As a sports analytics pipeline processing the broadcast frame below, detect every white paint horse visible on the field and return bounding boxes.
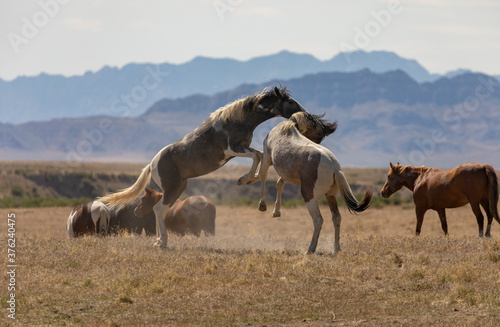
[66,201,110,238]
[257,112,372,254]
[99,87,307,248]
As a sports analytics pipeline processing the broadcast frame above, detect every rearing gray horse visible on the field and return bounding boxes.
[99,87,306,247]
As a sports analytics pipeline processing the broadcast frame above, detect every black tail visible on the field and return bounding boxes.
[336,171,373,213]
[486,165,500,224]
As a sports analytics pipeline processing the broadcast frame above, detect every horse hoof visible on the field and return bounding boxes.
[153,241,167,248]
[272,211,281,218]
[258,202,267,212]
[237,175,249,185]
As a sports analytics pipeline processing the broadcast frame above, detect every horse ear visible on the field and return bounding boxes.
[325,121,338,136]
[390,162,395,169]
[274,86,281,98]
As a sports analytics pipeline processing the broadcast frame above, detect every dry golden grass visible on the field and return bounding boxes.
[1,204,500,326]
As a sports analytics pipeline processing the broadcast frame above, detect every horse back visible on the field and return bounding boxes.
[415,163,491,209]
[183,196,216,235]
[165,196,216,235]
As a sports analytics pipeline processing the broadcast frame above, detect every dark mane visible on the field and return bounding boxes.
[309,113,338,143]
[263,85,290,98]
[290,111,337,144]
[392,164,431,175]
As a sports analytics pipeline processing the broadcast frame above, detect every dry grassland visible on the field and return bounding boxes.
[1,203,500,326]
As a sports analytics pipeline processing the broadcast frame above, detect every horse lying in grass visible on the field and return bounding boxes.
[108,196,156,236]
[256,112,372,254]
[66,201,110,238]
[99,87,306,248]
[380,162,500,237]
[134,188,215,237]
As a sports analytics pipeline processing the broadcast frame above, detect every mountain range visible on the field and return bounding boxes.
[3,50,497,125]
[1,69,499,168]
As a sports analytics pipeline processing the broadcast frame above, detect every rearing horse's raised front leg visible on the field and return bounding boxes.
[225,146,262,185]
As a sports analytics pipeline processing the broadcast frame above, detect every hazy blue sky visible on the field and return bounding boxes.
[1,0,499,81]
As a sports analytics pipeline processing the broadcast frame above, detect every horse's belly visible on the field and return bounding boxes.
[271,146,322,186]
[428,191,469,209]
[274,166,302,185]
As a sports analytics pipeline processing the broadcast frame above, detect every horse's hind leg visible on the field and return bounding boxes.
[153,199,169,247]
[273,177,286,218]
[326,195,342,253]
[470,202,485,237]
[415,206,427,236]
[305,200,323,254]
[436,208,448,236]
[480,199,493,237]
[258,153,272,212]
[154,177,187,248]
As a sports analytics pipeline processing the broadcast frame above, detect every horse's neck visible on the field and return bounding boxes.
[402,169,424,191]
[246,114,272,131]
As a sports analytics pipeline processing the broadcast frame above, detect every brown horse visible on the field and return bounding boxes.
[380,162,500,237]
[99,87,306,248]
[257,112,372,254]
[134,188,216,236]
[66,201,110,237]
[108,196,156,236]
